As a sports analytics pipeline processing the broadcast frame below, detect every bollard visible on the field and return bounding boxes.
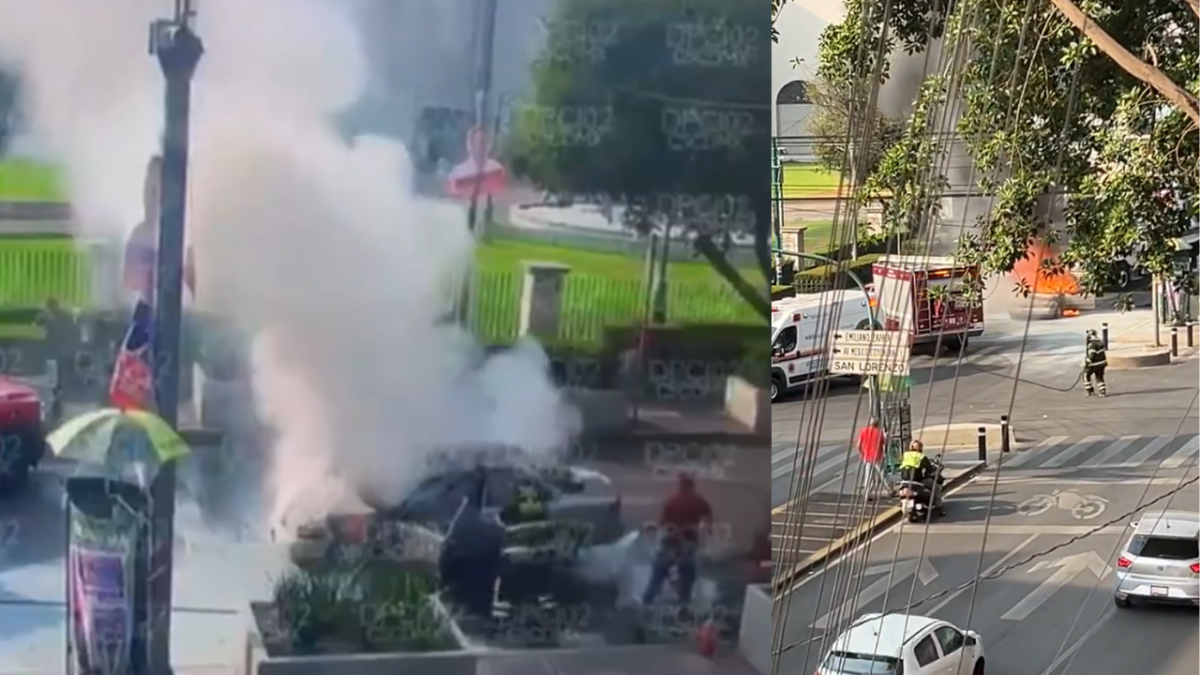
[1171,327,1178,357]
[1101,322,1109,349]
[977,426,987,464]
[1000,415,1011,453]
[1189,323,1195,349]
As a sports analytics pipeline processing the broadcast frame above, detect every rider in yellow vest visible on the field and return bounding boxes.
[898,440,943,512]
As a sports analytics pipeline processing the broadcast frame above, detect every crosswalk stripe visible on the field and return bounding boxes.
[809,447,857,482]
[771,444,799,464]
[1114,435,1176,468]
[1039,435,1107,468]
[1003,435,1069,468]
[966,345,1004,359]
[772,441,841,465]
[1159,435,1199,469]
[1079,435,1143,467]
[772,444,854,480]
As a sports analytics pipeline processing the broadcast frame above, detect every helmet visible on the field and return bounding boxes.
[1086,329,1097,337]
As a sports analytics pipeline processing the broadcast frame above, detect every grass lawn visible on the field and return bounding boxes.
[0,160,67,202]
[472,237,763,342]
[778,164,846,199]
[0,233,764,345]
[0,161,764,342]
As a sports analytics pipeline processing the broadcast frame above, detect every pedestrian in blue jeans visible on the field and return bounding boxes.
[642,474,712,606]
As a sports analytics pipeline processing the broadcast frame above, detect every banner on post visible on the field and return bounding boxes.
[65,477,150,675]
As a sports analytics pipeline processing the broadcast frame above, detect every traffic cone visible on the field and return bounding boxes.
[696,619,717,658]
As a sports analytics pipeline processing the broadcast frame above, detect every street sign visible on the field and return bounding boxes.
[831,360,911,375]
[832,330,911,345]
[831,345,909,358]
[830,329,913,376]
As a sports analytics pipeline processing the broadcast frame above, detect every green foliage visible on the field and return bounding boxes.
[267,563,455,655]
[804,77,907,181]
[813,0,1198,293]
[796,252,880,280]
[507,0,771,317]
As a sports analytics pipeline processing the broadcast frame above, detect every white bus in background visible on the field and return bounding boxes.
[770,289,879,402]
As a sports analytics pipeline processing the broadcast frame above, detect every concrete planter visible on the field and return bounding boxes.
[563,387,630,433]
[737,584,772,675]
[245,594,474,675]
[724,376,768,434]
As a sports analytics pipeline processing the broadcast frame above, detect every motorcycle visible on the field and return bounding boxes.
[896,459,945,523]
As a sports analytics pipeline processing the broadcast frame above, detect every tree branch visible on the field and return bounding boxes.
[1048,0,1200,125]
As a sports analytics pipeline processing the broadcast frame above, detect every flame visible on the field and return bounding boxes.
[1062,308,1080,317]
[1011,240,1080,295]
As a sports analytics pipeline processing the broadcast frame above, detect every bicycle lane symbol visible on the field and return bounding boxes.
[1016,489,1108,520]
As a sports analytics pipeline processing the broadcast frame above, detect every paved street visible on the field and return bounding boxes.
[773,460,1199,675]
[772,309,1200,507]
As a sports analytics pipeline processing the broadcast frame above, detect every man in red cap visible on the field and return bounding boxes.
[642,473,712,606]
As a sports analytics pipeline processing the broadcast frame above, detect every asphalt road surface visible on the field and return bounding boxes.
[773,461,1199,675]
[772,313,1200,507]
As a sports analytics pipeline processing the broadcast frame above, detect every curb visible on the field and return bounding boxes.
[772,461,988,598]
[1107,347,1171,369]
[914,423,1015,451]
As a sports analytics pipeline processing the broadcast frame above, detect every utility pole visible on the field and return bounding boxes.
[456,0,498,326]
[146,1,202,671]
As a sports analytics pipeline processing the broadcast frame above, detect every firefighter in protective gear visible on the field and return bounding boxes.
[898,440,943,512]
[1083,329,1108,397]
[502,480,549,525]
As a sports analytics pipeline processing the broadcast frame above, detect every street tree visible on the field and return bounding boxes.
[802,75,906,185]
[507,0,771,319]
[790,0,1198,296]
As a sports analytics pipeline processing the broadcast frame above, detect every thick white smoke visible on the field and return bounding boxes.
[0,0,579,530]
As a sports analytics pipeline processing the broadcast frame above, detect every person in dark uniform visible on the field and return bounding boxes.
[1083,329,1108,397]
[501,478,549,525]
[439,467,504,619]
[497,476,554,614]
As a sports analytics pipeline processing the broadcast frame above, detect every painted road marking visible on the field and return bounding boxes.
[1039,435,1106,468]
[1002,436,1069,468]
[1159,435,1199,469]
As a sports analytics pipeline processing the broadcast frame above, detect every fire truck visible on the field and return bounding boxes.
[770,290,879,402]
[871,255,985,353]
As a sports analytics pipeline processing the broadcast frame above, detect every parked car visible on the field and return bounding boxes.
[0,374,50,493]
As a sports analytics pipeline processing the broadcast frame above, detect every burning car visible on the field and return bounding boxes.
[0,374,50,493]
[280,445,624,567]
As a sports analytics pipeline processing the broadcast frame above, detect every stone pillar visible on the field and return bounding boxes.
[519,261,571,340]
[863,202,888,237]
[84,239,124,309]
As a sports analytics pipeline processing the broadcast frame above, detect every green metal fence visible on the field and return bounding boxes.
[0,240,762,344]
[0,239,92,307]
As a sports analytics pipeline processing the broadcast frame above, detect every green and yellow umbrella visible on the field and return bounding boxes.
[47,408,191,486]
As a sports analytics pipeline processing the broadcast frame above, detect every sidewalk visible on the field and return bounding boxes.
[770,461,983,575]
[1104,311,1199,361]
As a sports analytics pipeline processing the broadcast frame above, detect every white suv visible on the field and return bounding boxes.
[819,613,986,675]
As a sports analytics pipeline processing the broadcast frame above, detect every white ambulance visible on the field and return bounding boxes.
[770,289,879,402]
